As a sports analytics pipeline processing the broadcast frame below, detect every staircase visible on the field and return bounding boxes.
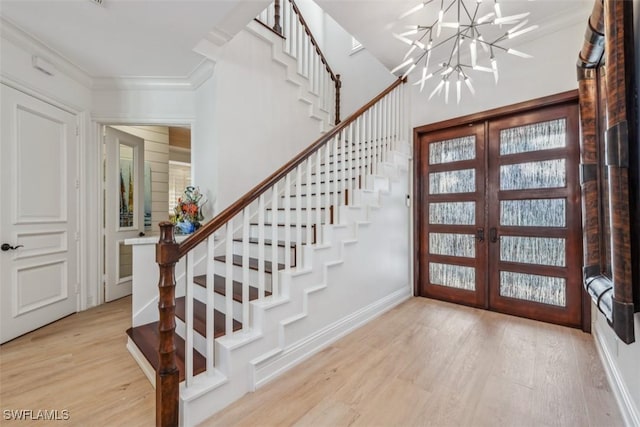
[124,3,411,426]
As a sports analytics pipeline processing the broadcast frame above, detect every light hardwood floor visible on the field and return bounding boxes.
[0,296,155,426]
[0,297,622,426]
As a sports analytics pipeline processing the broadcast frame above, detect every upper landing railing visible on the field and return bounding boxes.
[256,0,341,125]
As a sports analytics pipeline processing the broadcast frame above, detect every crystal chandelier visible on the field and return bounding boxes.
[392,0,537,103]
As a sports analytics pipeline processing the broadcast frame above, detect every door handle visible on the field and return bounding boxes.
[138,232,145,237]
[475,228,484,242]
[1,243,24,251]
[490,228,498,243]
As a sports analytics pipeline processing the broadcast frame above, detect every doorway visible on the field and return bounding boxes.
[415,95,583,328]
[101,125,191,302]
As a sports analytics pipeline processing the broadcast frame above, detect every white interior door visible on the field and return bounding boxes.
[0,84,79,344]
[104,127,144,302]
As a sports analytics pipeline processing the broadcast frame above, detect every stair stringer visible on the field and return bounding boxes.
[178,154,411,426]
[244,20,333,132]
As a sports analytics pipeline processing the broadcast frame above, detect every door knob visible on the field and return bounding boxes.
[138,232,145,237]
[475,228,484,242]
[1,243,24,251]
[489,228,498,243]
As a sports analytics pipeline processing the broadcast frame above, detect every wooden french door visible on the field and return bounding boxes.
[417,100,582,327]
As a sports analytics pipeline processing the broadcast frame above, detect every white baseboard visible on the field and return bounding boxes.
[593,321,640,427]
[252,287,411,389]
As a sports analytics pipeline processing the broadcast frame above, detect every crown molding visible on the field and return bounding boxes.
[0,17,93,89]
[91,60,215,91]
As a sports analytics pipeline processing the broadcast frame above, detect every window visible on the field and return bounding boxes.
[168,161,191,217]
[351,36,363,53]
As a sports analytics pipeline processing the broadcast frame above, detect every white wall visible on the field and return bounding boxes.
[593,2,640,426]
[410,19,588,126]
[295,0,395,118]
[195,28,328,214]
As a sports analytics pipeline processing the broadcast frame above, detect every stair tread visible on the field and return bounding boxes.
[175,297,242,338]
[266,207,325,211]
[126,322,206,382]
[193,273,271,302]
[232,238,296,248]
[214,254,285,273]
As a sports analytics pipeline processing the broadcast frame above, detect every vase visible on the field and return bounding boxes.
[176,220,196,235]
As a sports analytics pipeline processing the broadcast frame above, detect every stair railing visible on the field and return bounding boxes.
[155,77,406,426]
[256,0,342,124]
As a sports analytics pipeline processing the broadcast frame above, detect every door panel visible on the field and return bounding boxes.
[487,104,582,327]
[1,84,78,343]
[419,124,487,307]
[417,101,582,327]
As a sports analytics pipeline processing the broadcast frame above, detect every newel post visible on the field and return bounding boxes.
[273,0,282,35]
[156,222,180,427]
[334,74,342,125]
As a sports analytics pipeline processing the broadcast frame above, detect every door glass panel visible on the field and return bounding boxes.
[429,202,475,225]
[500,159,566,190]
[500,199,566,227]
[430,263,475,290]
[429,233,475,258]
[500,119,566,155]
[429,169,476,194]
[500,236,566,267]
[429,136,476,164]
[119,144,135,228]
[119,241,132,280]
[499,271,566,307]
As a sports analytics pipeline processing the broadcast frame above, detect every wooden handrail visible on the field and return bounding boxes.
[289,0,341,122]
[177,77,405,258]
[289,0,337,83]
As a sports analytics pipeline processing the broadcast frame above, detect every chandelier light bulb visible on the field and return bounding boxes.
[429,79,446,100]
[491,57,499,83]
[444,80,450,104]
[456,79,462,104]
[464,77,475,95]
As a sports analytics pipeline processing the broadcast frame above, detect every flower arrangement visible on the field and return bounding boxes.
[173,186,207,233]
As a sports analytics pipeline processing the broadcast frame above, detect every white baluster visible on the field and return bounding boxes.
[225,219,234,335]
[324,140,331,225]
[330,136,345,217]
[341,128,347,204]
[305,158,312,246]
[315,149,322,243]
[348,123,354,204]
[295,165,302,267]
[355,116,361,189]
[242,206,250,328]
[284,173,291,273]
[258,194,265,299]
[185,250,194,387]
[271,182,279,297]
[206,236,215,373]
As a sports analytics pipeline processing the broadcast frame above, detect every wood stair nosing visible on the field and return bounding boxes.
[232,237,296,248]
[126,321,206,382]
[214,254,285,273]
[266,207,325,212]
[174,296,242,339]
[193,273,272,303]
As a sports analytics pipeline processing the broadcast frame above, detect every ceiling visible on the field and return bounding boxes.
[0,0,266,78]
[0,0,592,81]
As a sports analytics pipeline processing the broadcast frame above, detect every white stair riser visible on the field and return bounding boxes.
[265,208,323,225]
[248,223,312,241]
[279,194,346,209]
[232,239,295,262]
[295,179,358,194]
[214,259,273,289]
[191,283,245,323]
